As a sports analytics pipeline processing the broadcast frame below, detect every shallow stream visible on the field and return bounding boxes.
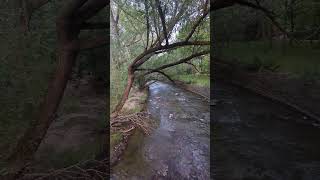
[112,81,210,179]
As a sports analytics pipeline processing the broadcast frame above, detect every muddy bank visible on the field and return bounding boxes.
[175,80,210,100]
[110,87,151,167]
[214,60,320,124]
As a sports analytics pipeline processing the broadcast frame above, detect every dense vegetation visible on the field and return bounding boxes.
[214,0,320,78]
[110,0,210,113]
[0,1,107,178]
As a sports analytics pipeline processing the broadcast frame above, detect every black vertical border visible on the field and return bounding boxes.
[210,0,215,179]
[106,1,111,178]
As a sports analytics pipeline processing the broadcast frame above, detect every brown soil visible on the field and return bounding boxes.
[110,87,152,167]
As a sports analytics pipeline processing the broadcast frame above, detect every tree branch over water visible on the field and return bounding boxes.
[155,0,169,45]
[141,50,210,75]
[133,41,210,68]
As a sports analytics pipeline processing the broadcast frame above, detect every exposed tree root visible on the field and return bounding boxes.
[111,112,154,136]
[110,112,155,167]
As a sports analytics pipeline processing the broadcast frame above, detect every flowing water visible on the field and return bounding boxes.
[112,81,210,179]
[213,81,320,180]
[113,80,320,180]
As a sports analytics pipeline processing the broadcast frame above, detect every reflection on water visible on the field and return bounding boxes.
[213,82,320,180]
[112,82,210,179]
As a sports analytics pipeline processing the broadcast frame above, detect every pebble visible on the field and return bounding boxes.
[169,114,173,118]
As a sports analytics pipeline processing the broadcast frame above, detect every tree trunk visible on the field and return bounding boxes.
[5,48,78,179]
[113,66,135,115]
[3,0,107,178]
[5,6,80,178]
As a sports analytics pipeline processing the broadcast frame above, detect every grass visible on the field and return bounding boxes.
[173,74,210,87]
[220,41,320,79]
[120,88,148,115]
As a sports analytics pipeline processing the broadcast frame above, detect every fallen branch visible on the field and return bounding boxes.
[111,112,154,135]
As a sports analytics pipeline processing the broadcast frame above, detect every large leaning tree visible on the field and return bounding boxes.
[112,0,211,115]
[111,0,293,115]
[4,0,108,179]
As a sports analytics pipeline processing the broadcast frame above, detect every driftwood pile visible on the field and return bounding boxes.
[111,112,154,135]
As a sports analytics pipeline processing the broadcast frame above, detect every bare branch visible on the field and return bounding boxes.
[155,0,169,45]
[185,62,201,73]
[154,70,175,83]
[133,41,210,68]
[185,0,209,42]
[145,0,150,49]
[143,50,210,75]
[137,69,175,83]
[234,0,295,42]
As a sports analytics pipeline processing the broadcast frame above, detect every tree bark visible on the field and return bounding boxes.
[4,0,107,178]
[5,48,78,179]
[113,66,135,115]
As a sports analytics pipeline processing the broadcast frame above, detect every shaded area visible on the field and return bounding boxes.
[213,81,320,180]
[29,76,106,172]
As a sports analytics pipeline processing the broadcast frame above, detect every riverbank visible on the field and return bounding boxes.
[110,87,153,167]
[215,60,320,124]
[173,73,210,101]
[175,80,210,101]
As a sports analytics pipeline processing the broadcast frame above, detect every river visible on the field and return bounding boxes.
[213,81,320,180]
[113,80,320,180]
[112,81,210,179]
